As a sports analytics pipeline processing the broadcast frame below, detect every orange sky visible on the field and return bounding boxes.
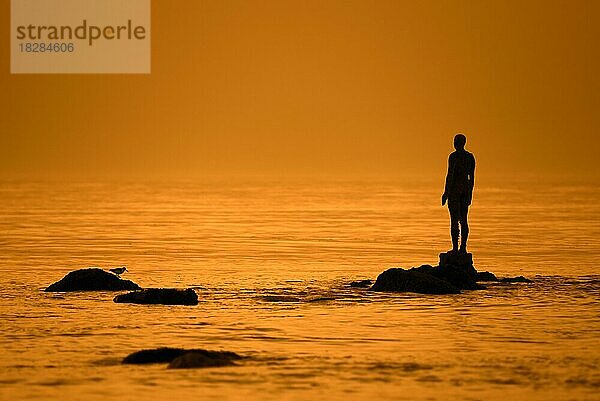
[1,0,598,181]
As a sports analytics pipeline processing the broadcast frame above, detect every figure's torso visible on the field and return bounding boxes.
[449,150,475,195]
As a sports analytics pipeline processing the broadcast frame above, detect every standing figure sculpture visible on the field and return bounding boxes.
[442,134,475,253]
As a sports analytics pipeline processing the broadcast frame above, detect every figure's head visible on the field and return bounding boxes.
[453,133,466,150]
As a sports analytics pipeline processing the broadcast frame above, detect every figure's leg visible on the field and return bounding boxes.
[459,202,469,252]
[448,200,460,252]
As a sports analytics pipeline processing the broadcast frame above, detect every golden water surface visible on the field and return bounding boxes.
[0,179,598,400]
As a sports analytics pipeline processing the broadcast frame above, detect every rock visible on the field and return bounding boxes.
[349,279,373,288]
[439,251,473,266]
[371,252,525,294]
[123,347,241,365]
[260,295,301,302]
[113,288,198,305]
[168,351,238,369]
[439,252,477,277]
[307,296,336,302]
[45,268,141,292]
[370,259,487,295]
[370,268,461,294]
[413,264,484,290]
[501,276,533,283]
[476,271,499,281]
[123,347,188,364]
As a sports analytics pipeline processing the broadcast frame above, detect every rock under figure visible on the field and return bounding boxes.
[441,133,475,253]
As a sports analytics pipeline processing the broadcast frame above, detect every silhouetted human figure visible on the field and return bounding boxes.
[442,134,475,253]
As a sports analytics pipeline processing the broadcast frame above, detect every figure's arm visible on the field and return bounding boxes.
[442,155,454,205]
[469,156,475,191]
[467,155,475,205]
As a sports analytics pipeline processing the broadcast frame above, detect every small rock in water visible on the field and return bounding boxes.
[113,288,198,305]
[45,268,141,292]
[168,351,237,369]
[123,347,241,366]
[123,347,187,364]
[439,252,477,277]
[501,276,533,283]
[307,296,336,302]
[414,264,484,290]
[371,268,461,295]
[260,295,301,303]
[349,279,373,288]
[476,271,499,282]
[370,251,529,294]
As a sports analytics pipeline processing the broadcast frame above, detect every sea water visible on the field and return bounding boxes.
[0,179,598,400]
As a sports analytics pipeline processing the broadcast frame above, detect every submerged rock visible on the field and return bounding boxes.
[370,268,461,294]
[349,279,373,288]
[501,276,533,283]
[260,295,301,303]
[439,252,478,277]
[45,268,141,292]
[168,351,238,369]
[113,288,198,305]
[123,347,241,366]
[439,251,473,268]
[476,271,499,282]
[370,251,489,295]
[371,251,531,294]
[307,296,336,302]
[371,260,485,295]
[123,347,188,364]
[413,264,484,290]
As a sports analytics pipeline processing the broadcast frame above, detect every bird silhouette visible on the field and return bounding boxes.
[109,267,128,276]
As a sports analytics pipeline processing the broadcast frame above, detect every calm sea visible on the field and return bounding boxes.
[0,179,598,400]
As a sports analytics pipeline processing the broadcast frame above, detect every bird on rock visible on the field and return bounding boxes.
[109,267,128,276]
